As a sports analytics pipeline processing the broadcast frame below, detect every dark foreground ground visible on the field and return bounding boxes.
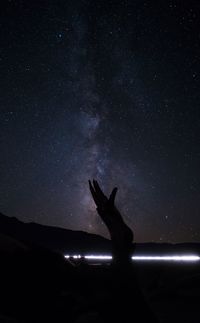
[0,214,200,322]
[0,247,200,323]
[136,262,200,323]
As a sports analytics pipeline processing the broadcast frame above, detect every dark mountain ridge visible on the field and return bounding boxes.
[0,212,200,256]
[0,212,111,254]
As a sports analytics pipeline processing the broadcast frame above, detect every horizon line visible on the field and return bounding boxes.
[64,254,200,262]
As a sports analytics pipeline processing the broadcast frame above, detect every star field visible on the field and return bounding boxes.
[0,0,200,242]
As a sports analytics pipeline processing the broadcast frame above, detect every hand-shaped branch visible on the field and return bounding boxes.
[89,180,133,263]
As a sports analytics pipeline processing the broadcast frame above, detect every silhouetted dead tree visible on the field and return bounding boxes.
[89,179,158,323]
[89,179,133,266]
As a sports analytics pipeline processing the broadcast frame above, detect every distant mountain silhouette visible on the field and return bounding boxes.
[135,241,200,255]
[0,212,111,254]
[0,212,200,256]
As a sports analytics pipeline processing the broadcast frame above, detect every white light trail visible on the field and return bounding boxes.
[64,254,200,262]
[64,255,82,259]
[85,255,112,260]
[132,255,200,262]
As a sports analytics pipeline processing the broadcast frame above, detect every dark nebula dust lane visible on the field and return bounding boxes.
[0,0,200,242]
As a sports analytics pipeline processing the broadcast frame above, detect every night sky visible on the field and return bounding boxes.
[0,0,200,242]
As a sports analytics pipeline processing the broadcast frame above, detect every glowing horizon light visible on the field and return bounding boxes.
[132,255,200,262]
[64,254,200,262]
[84,255,112,260]
[64,255,82,259]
